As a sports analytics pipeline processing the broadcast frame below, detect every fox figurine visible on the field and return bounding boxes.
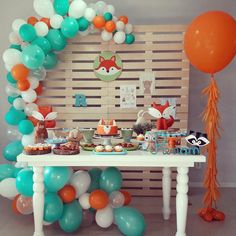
[95,56,121,76]
[148,101,175,130]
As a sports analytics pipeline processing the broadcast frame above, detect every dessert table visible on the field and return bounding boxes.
[17,150,206,236]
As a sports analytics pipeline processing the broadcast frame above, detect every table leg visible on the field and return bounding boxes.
[33,167,45,236]
[175,167,189,236]
[162,167,171,220]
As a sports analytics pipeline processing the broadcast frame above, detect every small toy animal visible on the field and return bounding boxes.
[142,131,157,153]
[185,130,210,147]
[148,101,175,130]
[95,56,121,76]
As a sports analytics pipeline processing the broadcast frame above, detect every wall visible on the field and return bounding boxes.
[0,0,236,186]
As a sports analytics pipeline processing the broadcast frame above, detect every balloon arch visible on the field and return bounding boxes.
[1,0,147,235]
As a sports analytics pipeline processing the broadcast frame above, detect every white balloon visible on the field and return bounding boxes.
[50,14,63,29]
[34,22,49,37]
[7,127,22,141]
[109,191,125,208]
[5,63,13,71]
[12,19,26,32]
[13,98,26,110]
[22,132,35,146]
[114,31,126,44]
[84,8,96,22]
[95,1,106,15]
[125,23,133,34]
[69,0,87,18]
[106,5,115,15]
[21,89,37,103]
[2,48,22,66]
[5,84,20,97]
[79,193,91,210]
[33,0,54,18]
[24,103,38,116]
[70,171,91,198]
[95,205,114,228]
[0,178,18,199]
[29,77,39,89]
[116,21,125,31]
[31,67,47,80]
[9,32,21,45]
[101,30,112,41]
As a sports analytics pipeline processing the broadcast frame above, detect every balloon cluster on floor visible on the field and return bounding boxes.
[0,166,146,235]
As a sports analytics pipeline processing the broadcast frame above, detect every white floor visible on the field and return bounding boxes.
[0,188,235,236]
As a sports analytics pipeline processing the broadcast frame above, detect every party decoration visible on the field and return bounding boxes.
[43,52,58,69]
[12,194,21,214]
[93,16,105,29]
[125,34,135,44]
[33,0,54,18]
[94,51,122,82]
[79,193,90,210]
[101,30,112,41]
[12,19,26,32]
[114,31,126,44]
[22,132,35,147]
[77,17,89,31]
[16,169,33,197]
[17,80,30,91]
[46,29,67,51]
[88,168,102,192]
[27,16,38,26]
[18,119,34,135]
[69,0,87,18]
[5,84,20,97]
[109,191,125,208]
[50,14,63,29]
[0,178,18,199]
[16,195,33,215]
[120,190,132,205]
[54,0,70,16]
[58,185,76,203]
[84,8,96,22]
[19,24,37,42]
[21,89,37,103]
[119,16,129,24]
[3,48,22,68]
[0,164,15,181]
[32,37,52,55]
[24,103,38,116]
[105,20,116,32]
[89,190,109,210]
[114,207,146,236]
[95,205,114,228]
[34,22,49,37]
[3,141,23,162]
[104,12,113,21]
[81,210,95,227]
[5,108,26,126]
[6,72,17,84]
[11,64,29,82]
[75,94,87,107]
[61,17,79,38]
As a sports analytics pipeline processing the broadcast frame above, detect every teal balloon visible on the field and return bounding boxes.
[99,167,122,194]
[61,17,79,38]
[59,201,83,233]
[44,167,70,192]
[22,44,45,70]
[3,141,23,162]
[43,52,58,69]
[54,0,69,16]
[16,169,34,197]
[7,72,17,84]
[5,108,26,125]
[114,207,146,236]
[88,168,102,192]
[125,34,135,44]
[46,29,67,51]
[14,168,23,178]
[44,192,63,222]
[0,164,15,181]
[32,37,52,55]
[10,44,22,51]
[8,96,19,104]
[77,17,89,31]
[104,12,113,21]
[19,24,37,42]
[18,119,34,135]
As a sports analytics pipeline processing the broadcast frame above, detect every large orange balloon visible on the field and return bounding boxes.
[58,185,76,203]
[89,190,109,210]
[17,79,30,91]
[184,11,236,74]
[11,64,29,82]
[105,21,116,33]
[93,16,105,29]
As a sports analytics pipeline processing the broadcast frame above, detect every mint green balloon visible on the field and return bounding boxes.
[54,0,69,16]
[44,167,70,192]
[22,45,45,70]
[5,108,26,125]
[3,141,23,162]
[88,168,102,192]
[99,167,122,194]
[61,17,79,38]
[18,119,34,135]
[7,72,17,84]
[19,24,36,42]
[114,207,146,236]
[59,201,83,233]
[104,12,113,21]
[43,52,58,69]
[10,44,22,51]
[0,164,15,181]
[16,169,33,197]
[14,168,23,178]
[46,29,67,51]
[125,34,135,44]
[32,37,52,55]
[77,17,89,31]
[44,192,63,222]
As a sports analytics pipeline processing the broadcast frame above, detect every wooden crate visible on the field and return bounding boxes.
[38,25,189,196]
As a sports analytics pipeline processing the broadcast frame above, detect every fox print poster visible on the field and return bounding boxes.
[94,51,123,82]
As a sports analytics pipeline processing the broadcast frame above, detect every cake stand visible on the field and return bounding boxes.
[93,134,121,146]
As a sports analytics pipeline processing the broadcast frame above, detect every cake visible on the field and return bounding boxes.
[105,145,113,152]
[95,145,105,152]
[97,119,118,136]
[24,144,52,155]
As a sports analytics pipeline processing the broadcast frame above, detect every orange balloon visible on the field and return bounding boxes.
[12,194,21,214]
[11,64,30,82]
[105,21,116,33]
[120,190,132,205]
[35,83,43,95]
[184,11,236,74]
[40,18,51,28]
[58,185,76,203]
[17,79,30,91]
[93,16,105,29]
[119,16,128,24]
[89,190,109,210]
[27,16,38,26]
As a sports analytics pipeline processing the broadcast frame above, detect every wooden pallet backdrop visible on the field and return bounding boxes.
[38,25,189,196]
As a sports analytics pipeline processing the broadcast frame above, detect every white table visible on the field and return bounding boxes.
[17,150,206,236]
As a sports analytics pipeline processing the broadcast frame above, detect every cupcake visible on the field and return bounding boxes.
[137,134,145,141]
[114,145,123,152]
[95,145,105,152]
[105,145,113,152]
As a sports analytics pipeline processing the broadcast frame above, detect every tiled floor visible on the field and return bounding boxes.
[0,188,235,236]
